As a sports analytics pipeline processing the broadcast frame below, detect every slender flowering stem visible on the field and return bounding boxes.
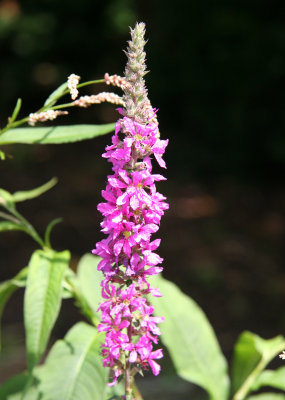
[92,22,168,397]
[0,79,105,134]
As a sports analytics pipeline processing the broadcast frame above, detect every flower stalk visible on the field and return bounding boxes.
[92,22,168,397]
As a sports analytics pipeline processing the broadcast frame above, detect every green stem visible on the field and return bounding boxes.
[77,78,105,89]
[9,208,45,248]
[50,102,75,110]
[0,211,21,224]
[132,381,144,400]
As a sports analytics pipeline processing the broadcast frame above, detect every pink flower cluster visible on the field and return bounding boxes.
[92,109,168,385]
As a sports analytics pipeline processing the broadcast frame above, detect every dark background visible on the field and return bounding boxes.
[1,0,285,397]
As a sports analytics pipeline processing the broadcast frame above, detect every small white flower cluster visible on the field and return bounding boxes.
[68,73,80,100]
[73,92,125,108]
[279,351,285,359]
[28,110,68,126]
[104,73,128,90]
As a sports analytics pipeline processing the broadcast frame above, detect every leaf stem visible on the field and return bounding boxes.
[9,208,45,248]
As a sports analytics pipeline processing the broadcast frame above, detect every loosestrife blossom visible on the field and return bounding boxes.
[92,22,169,392]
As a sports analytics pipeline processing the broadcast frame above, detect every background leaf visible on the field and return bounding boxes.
[232,331,285,395]
[12,177,58,202]
[39,322,107,400]
[77,254,102,317]
[247,394,285,400]
[149,274,230,400]
[0,368,43,400]
[0,123,115,145]
[252,367,285,392]
[24,249,69,371]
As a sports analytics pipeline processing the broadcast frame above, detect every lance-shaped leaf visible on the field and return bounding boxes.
[39,322,107,400]
[77,254,102,317]
[232,331,285,397]
[12,177,58,202]
[149,274,230,400]
[248,394,285,400]
[9,98,22,124]
[251,366,285,392]
[44,82,68,107]
[24,249,69,371]
[0,123,115,145]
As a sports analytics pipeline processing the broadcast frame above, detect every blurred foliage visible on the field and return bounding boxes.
[1,0,285,181]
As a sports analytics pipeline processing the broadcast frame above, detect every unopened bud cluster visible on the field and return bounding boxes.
[28,110,68,126]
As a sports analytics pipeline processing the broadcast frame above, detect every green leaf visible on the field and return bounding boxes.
[0,369,43,400]
[44,82,68,107]
[0,268,28,350]
[0,150,5,160]
[77,254,102,317]
[62,267,77,299]
[12,177,58,202]
[0,188,15,210]
[252,367,285,392]
[0,372,29,400]
[44,217,62,248]
[39,322,107,400]
[9,98,22,124]
[0,221,27,232]
[149,274,230,400]
[0,123,115,145]
[24,249,70,371]
[247,394,285,400]
[232,331,285,396]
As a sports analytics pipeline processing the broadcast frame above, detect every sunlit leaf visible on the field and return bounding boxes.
[247,394,285,400]
[44,82,68,107]
[150,274,230,400]
[24,249,69,371]
[252,367,285,392]
[39,322,107,400]
[77,254,102,317]
[232,331,285,395]
[0,123,115,145]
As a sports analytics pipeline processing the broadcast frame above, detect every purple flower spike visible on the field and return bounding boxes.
[92,22,168,390]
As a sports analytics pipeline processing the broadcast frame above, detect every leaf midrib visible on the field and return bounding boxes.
[65,333,99,400]
[159,282,228,400]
